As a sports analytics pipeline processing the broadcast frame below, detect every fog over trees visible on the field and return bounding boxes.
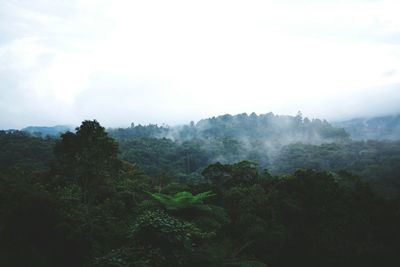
[1,112,400,266]
[2,0,400,266]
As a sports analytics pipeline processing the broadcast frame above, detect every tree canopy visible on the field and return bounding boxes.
[1,118,399,266]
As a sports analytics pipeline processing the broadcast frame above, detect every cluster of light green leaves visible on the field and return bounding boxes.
[149,191,215,211]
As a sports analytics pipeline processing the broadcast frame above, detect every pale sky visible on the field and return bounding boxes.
[1,0,400,128]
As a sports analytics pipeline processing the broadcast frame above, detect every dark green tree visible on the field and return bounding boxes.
[54,120,121,197]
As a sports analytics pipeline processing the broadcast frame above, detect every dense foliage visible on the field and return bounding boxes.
[108,113,400,197]
[270,141,400,197]
[1,116,400,266]
[0,130,54,170]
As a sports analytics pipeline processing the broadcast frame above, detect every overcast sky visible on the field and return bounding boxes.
[1,0,400,129]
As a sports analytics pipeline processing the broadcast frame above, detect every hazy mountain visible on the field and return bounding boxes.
[21,125,73,137]
[110,112,350,145]
[333,114,400,140]
[19,113,400,142]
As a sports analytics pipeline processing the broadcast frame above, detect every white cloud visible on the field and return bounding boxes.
[0,0,400,128]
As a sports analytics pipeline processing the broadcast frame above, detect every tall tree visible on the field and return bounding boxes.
[54,120,120,195]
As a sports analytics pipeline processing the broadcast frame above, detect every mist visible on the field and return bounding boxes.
[107,111,351,173]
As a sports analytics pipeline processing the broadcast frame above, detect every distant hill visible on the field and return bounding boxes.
[333,114,400,140]
[107,113,400,197]
[110,112,350,145]
[192,112,349,143]
[21,125,73,137]
[21,113,400,142]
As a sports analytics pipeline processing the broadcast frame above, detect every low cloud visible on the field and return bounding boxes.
[1,0,400,129]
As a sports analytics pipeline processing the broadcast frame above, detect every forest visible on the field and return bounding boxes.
[1,113,400,267]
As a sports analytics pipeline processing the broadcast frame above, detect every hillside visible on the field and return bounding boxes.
[332,114,400,140]
[110,112,350,144]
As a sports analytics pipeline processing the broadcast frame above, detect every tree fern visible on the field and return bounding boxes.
[149,191,215,211]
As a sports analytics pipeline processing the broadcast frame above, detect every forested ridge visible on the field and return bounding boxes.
[1,113,400,266]
[333,114,400,140]
[110,112,400,197]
